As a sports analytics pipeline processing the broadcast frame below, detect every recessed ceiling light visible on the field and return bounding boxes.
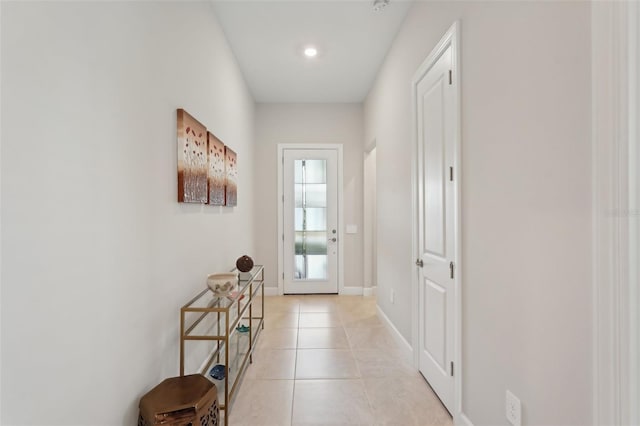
[304,47,318,58]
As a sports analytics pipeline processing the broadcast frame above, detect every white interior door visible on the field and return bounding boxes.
[283,149,338,294]
[416,44,456,413]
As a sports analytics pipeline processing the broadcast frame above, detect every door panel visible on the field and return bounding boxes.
[424,279,446,371]
[422,79,447,257]
[416,44,455,413]
[283,149,338,294]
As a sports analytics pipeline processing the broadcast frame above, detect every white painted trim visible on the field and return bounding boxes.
[342,286,363,296]
[627,5,640,424]
[337,146,345,295]
[410,20,463,424]
[451,22,464,425]
[377,305,412,362]
[365,138,376,154]
[592,4,621,422]
[0,1,3,418]
[363,286,376,297]
[277,146,284,295]
[458,413,474,426]
[592,2,638,424]
[263,287,279,297]
[276,144,344,295]
[591,5,601,420]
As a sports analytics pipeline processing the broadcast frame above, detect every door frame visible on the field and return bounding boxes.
[592,2,639,424]
[411,21,462,421]
[277,143,344,295]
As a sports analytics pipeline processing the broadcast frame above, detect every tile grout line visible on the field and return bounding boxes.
[345,313,378,422]
[255,297,451,425]
[289,306,300,426]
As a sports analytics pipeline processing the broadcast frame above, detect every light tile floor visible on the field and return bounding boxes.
[225,295,453,426]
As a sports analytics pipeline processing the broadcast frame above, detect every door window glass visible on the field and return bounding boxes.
[294,159,327,280]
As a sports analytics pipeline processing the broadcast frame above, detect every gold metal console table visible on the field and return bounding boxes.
[179,265,264,426]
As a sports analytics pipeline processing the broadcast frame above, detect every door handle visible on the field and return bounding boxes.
[415,258,424,268]
[329,237,337,242]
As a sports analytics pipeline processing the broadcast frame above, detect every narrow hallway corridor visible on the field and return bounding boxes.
[226,295,453,425]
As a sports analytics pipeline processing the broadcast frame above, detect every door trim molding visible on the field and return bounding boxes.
[410,20,462,422]
[592,2,639,424]
[277,144,344,295]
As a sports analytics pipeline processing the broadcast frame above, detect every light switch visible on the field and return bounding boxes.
[346,224,358,234]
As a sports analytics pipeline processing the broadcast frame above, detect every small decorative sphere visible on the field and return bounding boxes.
[236,255,254,273]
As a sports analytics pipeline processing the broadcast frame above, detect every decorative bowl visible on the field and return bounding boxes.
[207,273,238,296]
[209,364,226,380]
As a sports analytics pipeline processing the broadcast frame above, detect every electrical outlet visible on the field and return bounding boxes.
[505,390,521,426]
[390,288,395,304]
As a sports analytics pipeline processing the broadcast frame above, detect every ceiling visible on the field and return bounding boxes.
[211,0,414,103]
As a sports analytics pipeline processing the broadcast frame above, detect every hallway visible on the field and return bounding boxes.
[226,295,452,425]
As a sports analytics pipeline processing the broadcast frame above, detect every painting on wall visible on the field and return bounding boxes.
[207,132,226,206]
[177,109,208,203]
[225,146,238,206]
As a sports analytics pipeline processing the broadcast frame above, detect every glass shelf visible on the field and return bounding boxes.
[179,265,264,426]
[204,318,263,408]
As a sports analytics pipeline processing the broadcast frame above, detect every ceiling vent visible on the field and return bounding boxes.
[373,0,390,12]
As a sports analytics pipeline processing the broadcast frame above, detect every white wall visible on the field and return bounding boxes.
[254,104,364,291]
[364,2,592,425]
[1,2,254,424]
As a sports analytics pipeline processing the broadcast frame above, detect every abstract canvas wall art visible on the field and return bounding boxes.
[225,146,238,206]
[177,109,208,203]
[207,132,225,206]
[176,108,239,207]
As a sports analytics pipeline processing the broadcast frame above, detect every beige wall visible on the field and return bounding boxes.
[1,2,255,424]
[364,2,592,424]
[1,1,596,424]
[254,104,364,291]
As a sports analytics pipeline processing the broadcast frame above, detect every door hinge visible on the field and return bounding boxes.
[449,166,453,182]
[450,261,455,279]
[451,361,454,376]
[449,70,452,85]
[282,195,284,203]
[282,234,284,241]
[282,272,285,279]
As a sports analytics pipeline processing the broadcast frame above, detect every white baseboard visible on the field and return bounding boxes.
[263,286,279,296]
[376,305,412,361]
[265,286,365,296]
[362,286,376,297]
[457,412,474,426]
[341,286,363,296]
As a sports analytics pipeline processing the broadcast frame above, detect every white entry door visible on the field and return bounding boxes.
[283,149,338,294]
[415,42,457,413]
